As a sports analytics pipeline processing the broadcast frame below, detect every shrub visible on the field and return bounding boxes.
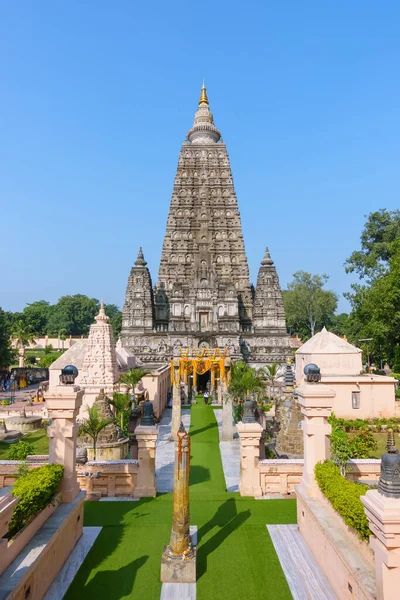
[38,351,64,368]
[8,440,35,460]
[350,428,378,459]
[8,463,64,538]
[315,461,370,540]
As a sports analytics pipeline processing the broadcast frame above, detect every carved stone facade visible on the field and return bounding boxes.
[121,85,290,366]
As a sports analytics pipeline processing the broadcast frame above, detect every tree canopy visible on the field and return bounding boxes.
[6,295,122,340]
[283,271,338,339]
[0,308,14,368]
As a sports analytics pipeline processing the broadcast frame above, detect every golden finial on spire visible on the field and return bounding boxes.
[199,81,209,106]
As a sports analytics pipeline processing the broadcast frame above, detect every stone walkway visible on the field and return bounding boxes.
[156,409,191,493]
[267,524,337,600]
[44,526,102,600]
[213,409,240,493]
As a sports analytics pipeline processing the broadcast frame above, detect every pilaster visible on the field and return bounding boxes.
[134,425,159,498]
[237,421,263,497]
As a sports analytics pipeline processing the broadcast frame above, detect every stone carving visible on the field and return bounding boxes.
[120,86,290,365]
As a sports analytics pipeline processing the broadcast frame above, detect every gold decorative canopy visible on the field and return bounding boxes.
[199,83,209,106]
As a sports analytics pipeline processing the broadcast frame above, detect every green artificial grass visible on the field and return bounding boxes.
[65,401,296,600]
[0,428,49,459]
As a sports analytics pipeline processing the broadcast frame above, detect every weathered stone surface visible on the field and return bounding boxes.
[120,86,290,365]
[161,549,196,584]
[275,392,304,457]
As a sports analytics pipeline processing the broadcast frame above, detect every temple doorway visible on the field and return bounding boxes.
[197,371,210,393]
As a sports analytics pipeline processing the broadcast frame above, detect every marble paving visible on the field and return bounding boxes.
[156,409,191,493]
[267,524,337,600]
[99,496,139,502]
[213,409,240,493]
[44,526,102,600]
[160,527,197,600]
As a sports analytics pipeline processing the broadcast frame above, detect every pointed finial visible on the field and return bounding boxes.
[199,82,209,106]
[135,247,147,267]
[386,429,399,454]
[261,246,274,266]
[95,300,109,323]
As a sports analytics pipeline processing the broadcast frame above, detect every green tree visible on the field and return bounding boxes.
[283,271,338,338]
[0,308,14,368]
[59,328,67,350]
[109,393,131,431]
[329,313,350,337]
[120,367,150,405]
[345,209,400,281]
[228,361,264,402]
[12,319,36,348]
[78,404,113,461]
[104,304,122,340]
[346,238,400,366]
[259,362,281,399]
[22,301,52,335]
[46,295,99,336]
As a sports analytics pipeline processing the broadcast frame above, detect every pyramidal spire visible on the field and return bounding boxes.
[187,83,221,144]
[135,247,147,267]
[261,246,274,266]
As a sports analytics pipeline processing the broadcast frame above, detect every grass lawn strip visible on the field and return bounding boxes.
[65,402,296,599]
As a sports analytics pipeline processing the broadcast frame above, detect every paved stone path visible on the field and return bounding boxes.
[44,526,102,600]
[156,409,191,493]
[213,409,240,493]
[267,524,337,600]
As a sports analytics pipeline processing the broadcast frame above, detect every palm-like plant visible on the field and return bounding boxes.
[78,404,113,460]
[12,320,36,349]
[119,367,150,405]
[109,393,131,430]
[259,362,282,399]
[228,361,264,403]
[12,320,36,367]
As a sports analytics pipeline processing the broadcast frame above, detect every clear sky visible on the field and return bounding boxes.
[1,2,399,313]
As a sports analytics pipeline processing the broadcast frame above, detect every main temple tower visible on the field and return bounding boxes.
[121,85,290,366]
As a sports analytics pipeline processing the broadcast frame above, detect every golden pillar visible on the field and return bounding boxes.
[161,422,196,582]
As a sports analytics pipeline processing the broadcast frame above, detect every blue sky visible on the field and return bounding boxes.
[1,2,399,313]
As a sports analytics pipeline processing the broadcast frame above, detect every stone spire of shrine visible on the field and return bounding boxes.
[186,83,221,144]
[79,301,119,400]
[253,246,287,333]
[121,247,155,345]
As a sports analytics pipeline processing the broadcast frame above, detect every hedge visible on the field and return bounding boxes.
[314,461,370,541]
[8,463,64,538]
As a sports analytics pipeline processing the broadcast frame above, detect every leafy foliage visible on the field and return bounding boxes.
[315,461,370,540]
[8,440,35,460]
[0,307,15,368]
[329,415,378,474]
[109,393,131,433]
[38,351,64,368]
[330,427,353,476]
[228,361,264,402]
[78,404,113,460]
[12,319,36,348]
[345,209,400,281]
[8,463,64,538]
[283,271,338,338]
[119,367,150,405]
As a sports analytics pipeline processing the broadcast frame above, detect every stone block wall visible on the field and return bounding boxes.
[76,460,139,497]
[258,459,381,496]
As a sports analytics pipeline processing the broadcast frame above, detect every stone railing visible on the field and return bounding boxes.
[76,460,139,499]
[258,458,381,496]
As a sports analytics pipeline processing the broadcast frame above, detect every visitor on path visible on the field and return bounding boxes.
[204,391,209,405]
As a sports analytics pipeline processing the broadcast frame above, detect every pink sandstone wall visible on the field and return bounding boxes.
[321,378,395,418]
[258,459,381,496]
[142,364,170,417]
[296,487,376,600]
[76,460,139,497]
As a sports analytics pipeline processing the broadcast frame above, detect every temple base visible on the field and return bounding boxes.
[160,546,197,583]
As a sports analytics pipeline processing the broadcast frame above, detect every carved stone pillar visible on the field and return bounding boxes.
[134,424,158,497]
[237,421,263,497]
[296,383,335,498]
[171,359,181,440]
[46,384,84,503]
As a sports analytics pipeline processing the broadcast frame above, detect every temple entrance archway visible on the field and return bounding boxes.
[197,371,210,393]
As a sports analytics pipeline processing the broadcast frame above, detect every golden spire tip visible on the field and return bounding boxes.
[199,81,209,106]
